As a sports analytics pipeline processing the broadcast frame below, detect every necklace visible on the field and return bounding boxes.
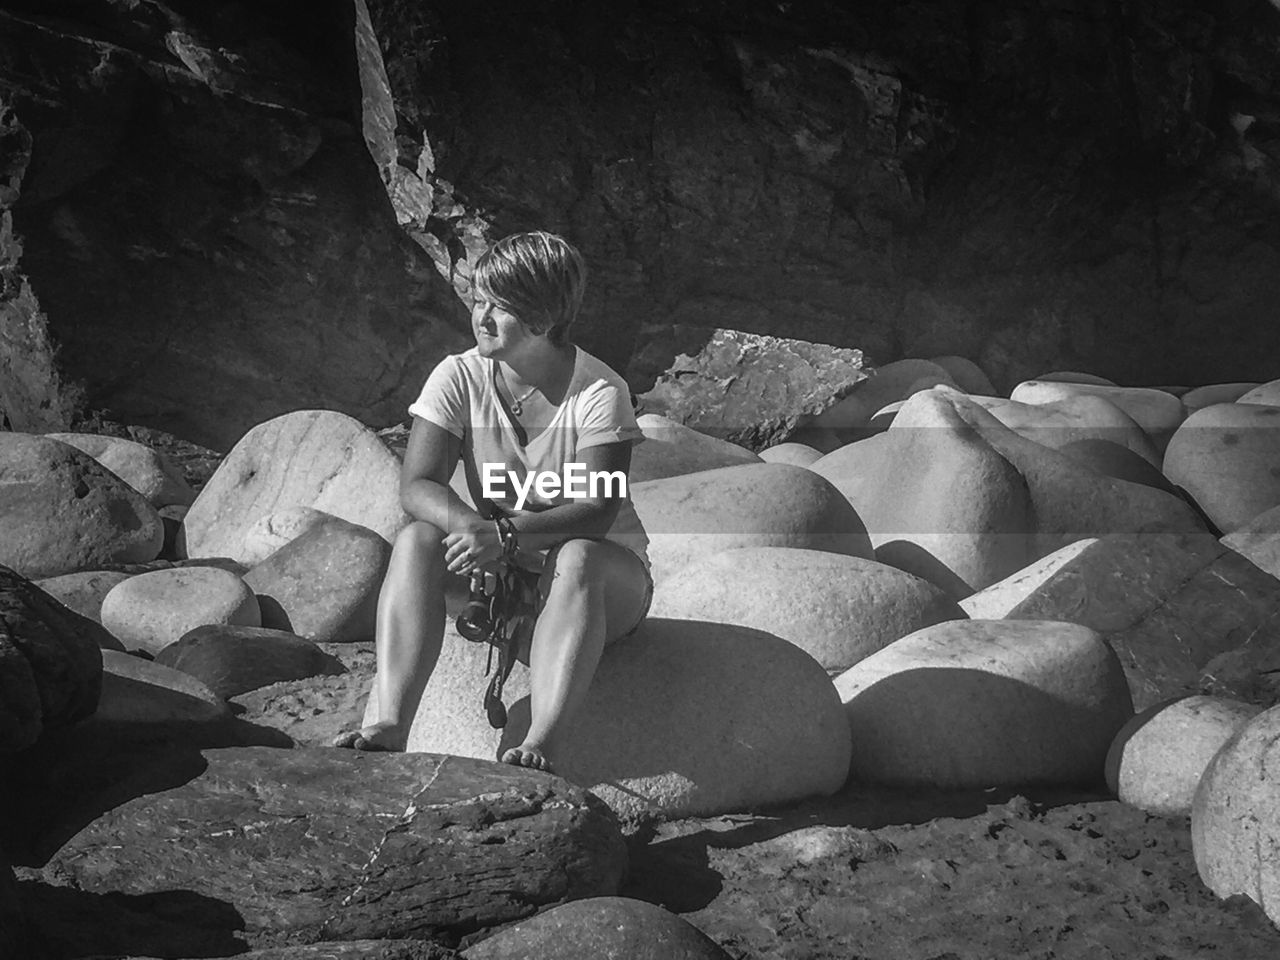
[501,367,538,416]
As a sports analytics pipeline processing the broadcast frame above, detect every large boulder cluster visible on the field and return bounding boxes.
[2,366,1280,947]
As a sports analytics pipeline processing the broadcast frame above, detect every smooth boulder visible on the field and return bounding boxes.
[42,748,626,947]
[1192,704,1280,926]
[757,441,823,467]
[1182,382,1261,414]
[928,355,995,395]
[154,625,344,699]
[919,387,1205,558]
[92,649,231,725]
[836,619,1133,788]
[650,547,965,672]
[366,618,852,819]
[632,462,873,585]
[240,506,332,566]
[810,390,1034,599]
[180,410,406,562]
[100,567,260,656]
[464,897,731,960]
[1011,381,1185,450]
[630,414,761,482]
[32,571,132,635]
[0,433,164,579]
[242,515,391,642]
[966,393,1161,467]
[1106,695,1261,816]
[1163,402,1280,533]
[45,433,195,508]
[1237,379,1280,407]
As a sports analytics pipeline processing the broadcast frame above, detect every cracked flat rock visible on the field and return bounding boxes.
[39,747,627,949]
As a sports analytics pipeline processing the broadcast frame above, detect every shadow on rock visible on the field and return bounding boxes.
[18,880,247,958]
[0,717,293,866]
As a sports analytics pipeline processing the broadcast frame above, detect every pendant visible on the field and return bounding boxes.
[511,399,525,416]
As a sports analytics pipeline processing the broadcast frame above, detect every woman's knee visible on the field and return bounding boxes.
[542,538,605,591]
[389,520,447,570]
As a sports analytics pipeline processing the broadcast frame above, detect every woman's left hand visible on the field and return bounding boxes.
[443,517,503,575]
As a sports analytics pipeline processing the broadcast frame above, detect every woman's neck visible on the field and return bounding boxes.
[500,341,575,393]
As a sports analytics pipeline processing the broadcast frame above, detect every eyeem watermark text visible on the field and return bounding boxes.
[482,462,627,510]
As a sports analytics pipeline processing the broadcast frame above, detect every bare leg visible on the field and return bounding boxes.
[501,539,649,772]
[333,520,458,751]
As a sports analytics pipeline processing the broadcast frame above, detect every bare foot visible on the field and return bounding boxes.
[331,721,406,752]
[501,742,553,773]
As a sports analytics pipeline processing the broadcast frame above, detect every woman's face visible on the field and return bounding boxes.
[472,297,535,358]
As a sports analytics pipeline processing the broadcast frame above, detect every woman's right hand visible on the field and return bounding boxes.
[443,515,502,576]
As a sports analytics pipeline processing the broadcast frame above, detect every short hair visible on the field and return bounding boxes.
[472,231,587,345]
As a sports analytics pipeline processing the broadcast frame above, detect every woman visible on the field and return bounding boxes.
[334,231,651,773]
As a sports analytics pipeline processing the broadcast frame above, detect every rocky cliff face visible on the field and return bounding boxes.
[366,0,1280,391]
[0,0,469,449]
[2,0,1279,447]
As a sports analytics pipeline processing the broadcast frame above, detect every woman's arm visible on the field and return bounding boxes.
[504,440,633,552]
[399,416,481,532]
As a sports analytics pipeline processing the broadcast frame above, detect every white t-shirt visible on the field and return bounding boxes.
[408,346,651,569]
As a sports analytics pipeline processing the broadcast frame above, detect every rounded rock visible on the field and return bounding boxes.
[1191,703,1280,925]
[1011,381,1186,451]
[651,547,965,672]
[630,414,761,482]
[835,619,1134,788]
[1163,402,1280,533]
[100,566,260,656]
[367,617,852,820]
[632,462,873,585]
[1237,379,1280,408]
[811,389,1034,599]
[180,410,407,563]
[1182,383,1261,415]
[1105,695,1261,816]
[464,897,731,960]
[155,624,344,699]
[0,433,164,579]
[758,441,823,468]
[928,355,995,396]
[240,506,334,566]
[33,570,133,634]
[45,433,195,508]
[93,649,231,725]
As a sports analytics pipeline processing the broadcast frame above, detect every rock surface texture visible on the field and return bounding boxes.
[1192,704,1280,927]
[0,1,469,447]
[1106,695,1261,816]
[6,2,1280,438]
[362,0,1280,399]
[0,433,163,579]
[40,748,627,951]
